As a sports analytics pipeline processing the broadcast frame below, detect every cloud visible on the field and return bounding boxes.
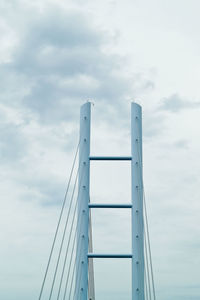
[0,2,154,127]
[173,139,189,149]
[159,93,200,112]
[0,123,27,162]
[143,111,166,138]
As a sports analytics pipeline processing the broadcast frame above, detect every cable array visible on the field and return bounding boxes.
[38,139,86,300]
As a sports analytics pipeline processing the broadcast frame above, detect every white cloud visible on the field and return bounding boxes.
[159,94,200,112]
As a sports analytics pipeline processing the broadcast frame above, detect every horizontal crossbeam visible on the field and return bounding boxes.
[89,156,132,161]
[88,203,132,208]
[88,253,133,258]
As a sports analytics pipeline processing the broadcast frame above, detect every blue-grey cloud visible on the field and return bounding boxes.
[173,139,189,149]
[159,93,200,112]
[0,4,154,126]
[0,123,27,162]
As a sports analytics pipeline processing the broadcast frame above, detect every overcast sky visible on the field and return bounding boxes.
[1,0,200,299]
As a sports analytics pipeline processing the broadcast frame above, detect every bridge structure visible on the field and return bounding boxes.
[37,102,156,300]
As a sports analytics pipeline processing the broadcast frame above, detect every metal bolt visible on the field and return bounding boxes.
[136,261,139,264]
[82,209,85,213]
[136,288,139,292]
[135,138,138,142]
[82,234,85,238]
[84,116,87,120]
[81,287,84,291]
[83,161,86,165]
[136,235,139,238]
[83,185,86,189]
[136,210,139,213]
[81,261,84,264]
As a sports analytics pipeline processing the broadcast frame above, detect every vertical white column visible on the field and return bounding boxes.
[131,102,144,300]
[76,102,91,300]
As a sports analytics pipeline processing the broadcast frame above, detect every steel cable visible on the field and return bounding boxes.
[48,156,84,300]
[61,199,79,300]
[144,226,152,300]
[38,140,80,300]
[135,118,156,300]
[56,148,86,300]
[73,251,83,300]
[70,199,87,300]
[56,158,85,299]
[68,233,82,299]
[144,268,149,300]
[135,147,151,300]
[144,194,156,300]
[67,212,84,300]
[61,188,85,300]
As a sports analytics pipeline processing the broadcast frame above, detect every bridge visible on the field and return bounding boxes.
[37,102,156,300]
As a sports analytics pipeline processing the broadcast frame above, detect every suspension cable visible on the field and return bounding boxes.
[68,227,83,299]
[48,155,84,300]
[64,210,84,300]
[135,145,153,300]
[135,118,156,300]
[73,251,83,300]
[144,226,152,300]
[56,161,85,300]
[38,140,80,300]
[61,198,79,300]
[144,193,156,300]
[144,265,149,300]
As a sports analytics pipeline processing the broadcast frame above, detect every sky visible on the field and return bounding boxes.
[0,0,200,299]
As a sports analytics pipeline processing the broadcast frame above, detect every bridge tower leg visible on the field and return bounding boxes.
[76,102,91,300]
[131,103,144,300]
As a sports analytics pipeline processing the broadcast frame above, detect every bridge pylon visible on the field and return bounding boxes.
[76,102,144,300]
